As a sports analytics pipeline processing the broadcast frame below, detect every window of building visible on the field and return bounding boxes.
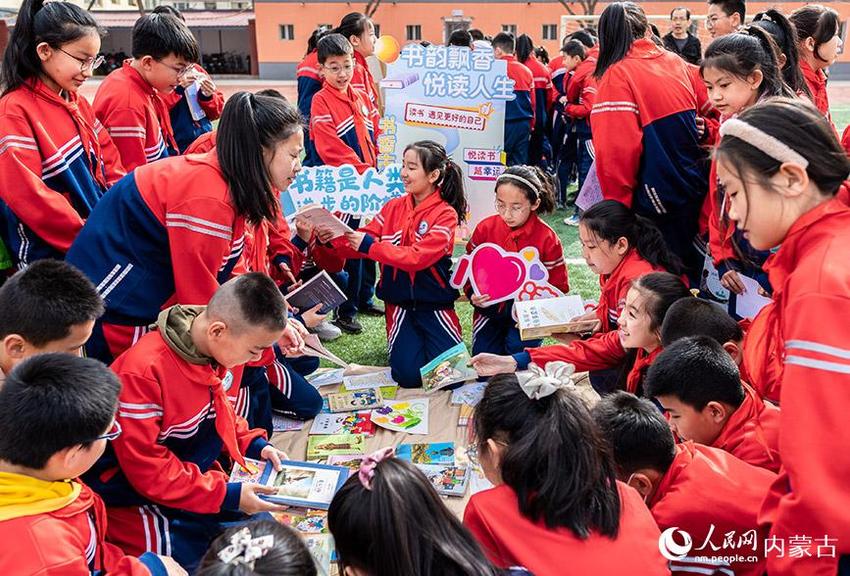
[279,24,295,41]
[542,24,558,40]
[406,25,422,41]
[501,24,517,35]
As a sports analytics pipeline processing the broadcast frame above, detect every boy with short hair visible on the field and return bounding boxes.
[0,354,183,576]
[646,336,781,472]
[86,273,291,571]
[94,12,200,171]
[592,391,776,576]
[0,260,103,377]
[491,32,535,166]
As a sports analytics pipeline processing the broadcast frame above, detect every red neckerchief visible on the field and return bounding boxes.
[627,346,663,395]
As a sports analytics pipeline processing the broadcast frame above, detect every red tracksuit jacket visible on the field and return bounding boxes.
[464,482,670,576]
[310,83,379,172]
[801,60,830,122]
[563,47,598,121]
[319,191,458,308]
[522,55,552,130]
[500,55,535,125]
[0,480,162,576]
[0,78,124,266]
[352,51,379,107]
[596,248,661,333]
[710,383,781,473]
[94,61,178,171]
[650,442,776,576]
[749,193,850,575]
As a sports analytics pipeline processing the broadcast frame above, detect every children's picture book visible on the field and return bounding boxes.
[341,368,398,391]
[327,388,384,413]
[273,510,329,534]
[457,403,474,428]
[420,342,477,392]
[416,464,470,497]
[514,294,600,340]
[397,442,455,465]
[286,270,348,315]
[372,398,430,434]
[307,434,367,460]
[229,459,348,510]
[301,333,349,368]
[307,368,346,388]
[450,382,486,406]
[303,534,334,576]
[325,454,365,470]
[294,205,354,240]
[468,463,495,496]
[309,412,375,436]
[272,415,305,432]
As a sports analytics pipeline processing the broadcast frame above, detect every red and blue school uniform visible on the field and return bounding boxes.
[712,384,781,473]
[352,50,379,108]
[318,191,461,388]
[649,442,775,576]
[310,83,379,171]
[296,50,324,167]
[85,308,272,572]
[513,330,660,396]
[499,55,535,166]
[466,213,568,356]
[0,78,124,268]
[164,64,224,154]
[563,47,598,191]
[595,249,661,333]
[591,39,709,282]
[747,191,850,575]
[522,54,553,167]
[547,54,568,101]
[94,61,178,172]
[464,482,670,576]
[0,475,165,576]
[801,59,831,124]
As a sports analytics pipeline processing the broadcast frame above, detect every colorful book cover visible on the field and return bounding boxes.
[416,464,470,497]
[327,388,384,413]
[420,342,477,392]
[230,460,348,510]
[396,442,455,465]
[303,533,334,576]
[309,412,375,436]
[306,434,367,459]
[273,415,305,432]
[325,454,364,470]
[371,398,430,434]
[450,382,486,406]
[457,403,474,428]
[341,368,398,391]
[273,510,329,534]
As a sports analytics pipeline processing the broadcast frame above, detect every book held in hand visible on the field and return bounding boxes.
[419,342,477,392]
[293,204,354,240]
[229,458,348,510]
[514,294,600,340]
[286,270,348,315]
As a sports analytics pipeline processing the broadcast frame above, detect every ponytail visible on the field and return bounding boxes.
[1,0,103,95]
[790,4,840,64]
[334,12,371,43]
[516,34,534,63]
[595,1,648,79]
[580,200,683,275]
[752,9,810,97]
[495,165,556,215]
[403,140,468,222]
[475,374,621,538]
[217,92,304,226]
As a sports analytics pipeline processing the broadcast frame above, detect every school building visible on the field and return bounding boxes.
[253,0,850,79]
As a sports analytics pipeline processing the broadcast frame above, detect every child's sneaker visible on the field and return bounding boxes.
[312,320,342,342]
[563,213,580,226]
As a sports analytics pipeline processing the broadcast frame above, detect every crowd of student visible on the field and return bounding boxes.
[0,0,848,573]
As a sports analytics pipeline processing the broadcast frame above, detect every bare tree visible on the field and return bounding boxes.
[364,0,379,18]
[558,0,600,21]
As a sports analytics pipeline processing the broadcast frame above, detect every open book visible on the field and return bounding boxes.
[294,205,354,240]
[229,458,349,510]
[515,295,600,340]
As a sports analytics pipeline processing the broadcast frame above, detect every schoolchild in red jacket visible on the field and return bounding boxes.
[562,41,598,193]
[86,276,291,572]
[594,392,776,576]
[592,4,708,282]
[94,13,199,171]
[790,5,841,125]
[165,63,223,154]
[717,101,850,575]
[67,93,303,363]
[334,12,379,109]
[465,166,567,358]
[313,141,466,388]
[465,373,669,576]
[0,354,172,576]
[297,30,326,167]
[492,33,535,167]
[517,35,553,167]
[646,336,781,473]
[0,0,124,268]
[472,272,690,397]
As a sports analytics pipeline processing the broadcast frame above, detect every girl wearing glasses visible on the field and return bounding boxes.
[463,166,568,357]
[0,0,124,269]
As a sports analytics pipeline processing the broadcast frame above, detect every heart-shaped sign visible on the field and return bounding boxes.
[469,244,527,304]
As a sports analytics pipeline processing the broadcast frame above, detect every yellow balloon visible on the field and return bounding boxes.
[374,35,401,64]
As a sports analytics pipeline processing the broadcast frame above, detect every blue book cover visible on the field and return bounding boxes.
[396,442,456,465]
[231,458,349,510]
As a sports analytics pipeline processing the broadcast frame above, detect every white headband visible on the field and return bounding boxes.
[217,527,274,568]
[519,361,576,400]
[497,173,540,197]
[719,118,809,168]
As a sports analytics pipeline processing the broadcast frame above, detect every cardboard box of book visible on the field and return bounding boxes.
[514,295,600,340]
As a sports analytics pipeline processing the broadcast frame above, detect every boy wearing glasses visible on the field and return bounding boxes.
[93,12,200,171]
[0,354,185,576]
[706,0,745,39]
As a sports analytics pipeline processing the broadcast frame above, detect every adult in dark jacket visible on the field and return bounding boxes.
[662,7,702,65]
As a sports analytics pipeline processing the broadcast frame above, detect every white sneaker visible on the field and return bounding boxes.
[312,320,342,342]
[563,214,580,226]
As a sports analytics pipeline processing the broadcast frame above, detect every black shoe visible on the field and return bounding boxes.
[333,317,363,334]
[359,301,385,316]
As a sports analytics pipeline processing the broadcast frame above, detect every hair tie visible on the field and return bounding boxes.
[497,173,540,198]
[217,527,274,568]
[358,447,394,490]
[519,361,576,399]
[719,119,809,168]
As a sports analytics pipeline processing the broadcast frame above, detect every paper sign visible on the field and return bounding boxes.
[371,398,430,434]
